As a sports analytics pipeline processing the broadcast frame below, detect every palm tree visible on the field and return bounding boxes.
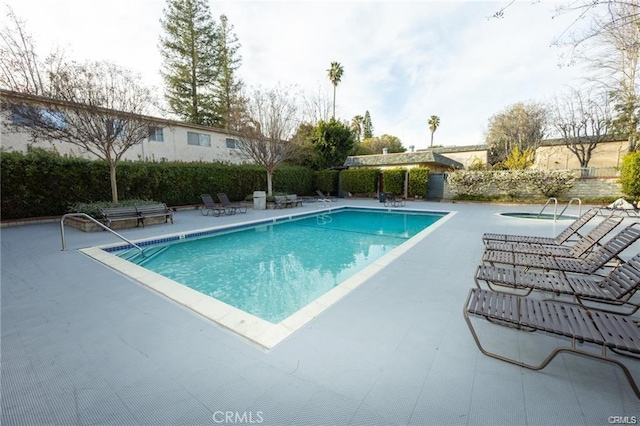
[428,115,440,147]
[327,61,344,119]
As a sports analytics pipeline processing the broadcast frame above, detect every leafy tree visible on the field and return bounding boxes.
[485,102,547,165]
[233,86,300,195]
[502,146,534,170]
[310,118,355,169]
[550,88,613,167]
[351,115,364,143]
[619,151,640,198]
[213,14,244,130]
[428,115,440,147]
[289,122,317,168]
[360,134,406,154]
[2,61,160,203]
[327,61,344,119]
[159,0,219,126]
[363,110,374,138]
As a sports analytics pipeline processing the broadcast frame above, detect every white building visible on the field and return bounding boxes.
[0,89,248,164]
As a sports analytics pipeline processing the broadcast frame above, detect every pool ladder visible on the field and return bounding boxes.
[60,212,143,253]
[537,197,582,222]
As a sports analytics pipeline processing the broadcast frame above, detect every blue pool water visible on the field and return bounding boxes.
[116,209,445,323]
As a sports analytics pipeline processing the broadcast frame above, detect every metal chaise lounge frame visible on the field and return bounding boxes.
[483,216,623,258]
[200,194,231,217]
[475,252,640,315]
[482,223,640,274]
[383,192,406,207]
[464,288,640,398]
[482,208,599,245]
[217,193,247,213]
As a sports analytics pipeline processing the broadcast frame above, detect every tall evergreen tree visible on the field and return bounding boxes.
[363,110,374,138]
[159,0,219,126]
[214,14,244,130]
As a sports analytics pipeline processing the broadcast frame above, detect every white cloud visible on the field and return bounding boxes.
[2,0,594,149]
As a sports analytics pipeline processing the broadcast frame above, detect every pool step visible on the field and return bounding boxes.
[118,246,169,265]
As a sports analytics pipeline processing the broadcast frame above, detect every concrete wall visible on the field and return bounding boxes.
[438,149,487,168]
[534,140,629,169]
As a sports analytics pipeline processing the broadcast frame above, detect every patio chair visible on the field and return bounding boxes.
[383,193,406,207]
[483,216,623,257]
[217,193,247,213]
[200,194,228,217]
[314,189,333,206]
[599,198,640,218]
[482,223,640,275]
[474,252,640,315]
[463,288,640,399]
[482,208,598,245]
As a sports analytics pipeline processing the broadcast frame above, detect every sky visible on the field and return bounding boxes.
[3,0,592,149]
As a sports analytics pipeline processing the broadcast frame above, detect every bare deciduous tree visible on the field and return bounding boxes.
[2,61,160,203]
[0,5,65,95]
[233,86,300,195]
[550,88,613,167]
[300,86,332,126]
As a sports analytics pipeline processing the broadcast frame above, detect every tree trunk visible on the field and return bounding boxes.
[332,85,336,119]
[109,162,119,204]
[266,170,273,196]
[430,131,434,147]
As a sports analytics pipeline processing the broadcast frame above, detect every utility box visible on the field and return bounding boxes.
[253,191,266,210]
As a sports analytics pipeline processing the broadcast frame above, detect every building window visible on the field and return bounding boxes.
[226,138,241,149]
[187,131,211,147]
[148,126,164,142]
[12,105,67,129]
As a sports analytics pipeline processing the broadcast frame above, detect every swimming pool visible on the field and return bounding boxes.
[82,206,453,348]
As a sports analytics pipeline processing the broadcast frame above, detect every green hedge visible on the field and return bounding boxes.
[340,168,380,194]
[620,151,640,198]
[382,168,405,195]
[408,168,429,198]
[314,170,339,194]
[1,150,314,220]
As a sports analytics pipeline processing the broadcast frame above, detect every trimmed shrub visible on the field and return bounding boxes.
[382,168,405,195]
[408,168,429,198]
[446,170,491,196]
[314,170,339,195]
[620,152,640,198]
[0,150,315,220]
[340,168,380,194]
[527,169,576,197]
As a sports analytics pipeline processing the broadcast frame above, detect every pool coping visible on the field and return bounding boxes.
[80,205,456,350]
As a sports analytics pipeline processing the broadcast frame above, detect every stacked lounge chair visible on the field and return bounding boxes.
[463,211,640,399]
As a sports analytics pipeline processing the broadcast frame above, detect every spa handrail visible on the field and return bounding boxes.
[558,197,582,218]
[537,197,558,221]
[60,213,143,253]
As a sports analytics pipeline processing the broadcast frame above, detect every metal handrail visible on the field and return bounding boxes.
[558,197,582,218]
[60,213,143,252]
[537,197,558,222]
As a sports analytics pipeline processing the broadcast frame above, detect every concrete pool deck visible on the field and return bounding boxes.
[2,199,639,425]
